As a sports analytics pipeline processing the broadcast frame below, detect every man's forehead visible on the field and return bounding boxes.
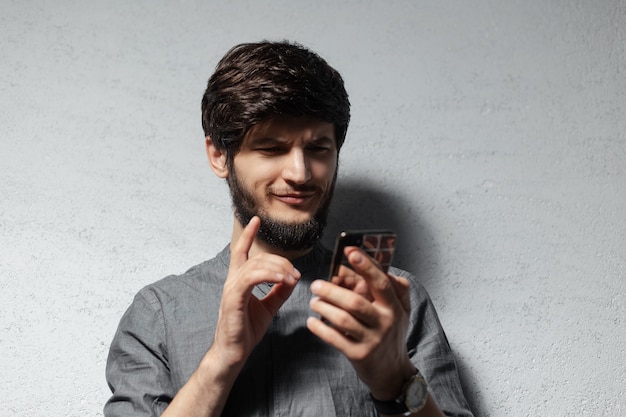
[244,116,335,141]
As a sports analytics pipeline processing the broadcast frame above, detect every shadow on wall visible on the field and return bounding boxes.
[323,179,482,416]
[322,178,431,276]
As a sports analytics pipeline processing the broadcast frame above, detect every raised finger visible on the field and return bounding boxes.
[230,216,260,268]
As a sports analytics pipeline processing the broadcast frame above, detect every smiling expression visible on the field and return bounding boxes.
[227,116,338,250]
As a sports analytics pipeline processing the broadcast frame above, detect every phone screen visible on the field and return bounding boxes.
[329,230,396,278]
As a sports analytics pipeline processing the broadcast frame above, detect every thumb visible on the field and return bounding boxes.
[261,279,298,317]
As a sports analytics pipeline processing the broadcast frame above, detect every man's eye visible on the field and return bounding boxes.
[307,145,331,153]
[258,146,282,153]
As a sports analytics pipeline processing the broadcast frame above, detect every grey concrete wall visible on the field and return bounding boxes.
[1,1,624,416]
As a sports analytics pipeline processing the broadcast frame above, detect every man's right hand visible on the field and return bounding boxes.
[162,216,300,417]
[211,215,301,367]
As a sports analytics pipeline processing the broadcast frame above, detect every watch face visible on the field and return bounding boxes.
[405,376,428,412]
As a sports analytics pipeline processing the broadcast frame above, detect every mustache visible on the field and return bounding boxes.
[266,184,322,194]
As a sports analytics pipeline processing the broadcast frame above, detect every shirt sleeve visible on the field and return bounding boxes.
[398,271,474,417]
[104,288,174,417]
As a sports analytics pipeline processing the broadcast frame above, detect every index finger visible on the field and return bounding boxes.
[331,264,373,301]
[230,216,261,268]
[344,246,399,306]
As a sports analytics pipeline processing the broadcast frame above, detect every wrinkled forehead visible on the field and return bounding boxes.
[243,116,336,145]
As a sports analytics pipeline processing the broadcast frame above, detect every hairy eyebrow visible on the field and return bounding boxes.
[310,135,335,146]
[246,134,335,148]
[246,136,285,147]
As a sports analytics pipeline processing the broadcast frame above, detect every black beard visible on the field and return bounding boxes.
[227,167,336,252]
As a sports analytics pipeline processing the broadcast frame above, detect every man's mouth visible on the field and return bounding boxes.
[272,192,316,206]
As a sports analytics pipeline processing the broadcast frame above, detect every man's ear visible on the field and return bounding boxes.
[205,136,229,178]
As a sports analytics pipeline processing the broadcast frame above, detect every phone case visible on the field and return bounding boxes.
[329,230,396,277]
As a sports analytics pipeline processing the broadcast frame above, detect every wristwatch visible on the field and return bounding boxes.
[370,372,428,416]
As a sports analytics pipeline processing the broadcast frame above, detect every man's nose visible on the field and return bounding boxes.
[282,148,311,184]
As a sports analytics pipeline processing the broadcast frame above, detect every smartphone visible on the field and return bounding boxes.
[329,230,397,278]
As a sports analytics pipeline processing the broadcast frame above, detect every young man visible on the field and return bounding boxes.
[105,41,473,417]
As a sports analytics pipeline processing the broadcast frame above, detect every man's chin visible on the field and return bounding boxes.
[259,204,319,223]
[268,214,315,227]
[251,212,326,252]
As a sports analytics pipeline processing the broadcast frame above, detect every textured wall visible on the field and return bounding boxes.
[1,1,624,416]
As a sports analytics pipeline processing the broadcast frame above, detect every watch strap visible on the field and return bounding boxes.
[370,393,410,416]
[370,372,427,416]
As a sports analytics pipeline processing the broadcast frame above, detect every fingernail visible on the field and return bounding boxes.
[351,252,364,265]
[292,267,301,279]
[310,280,322,293]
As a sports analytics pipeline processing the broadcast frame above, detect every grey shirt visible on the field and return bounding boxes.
[105,244,473,416]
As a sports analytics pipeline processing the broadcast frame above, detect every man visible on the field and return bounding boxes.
[105,41,473,417]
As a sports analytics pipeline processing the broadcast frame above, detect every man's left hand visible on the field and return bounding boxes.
[306,246,416,401]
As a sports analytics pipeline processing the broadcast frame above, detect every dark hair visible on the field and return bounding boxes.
[201,41,350,159]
